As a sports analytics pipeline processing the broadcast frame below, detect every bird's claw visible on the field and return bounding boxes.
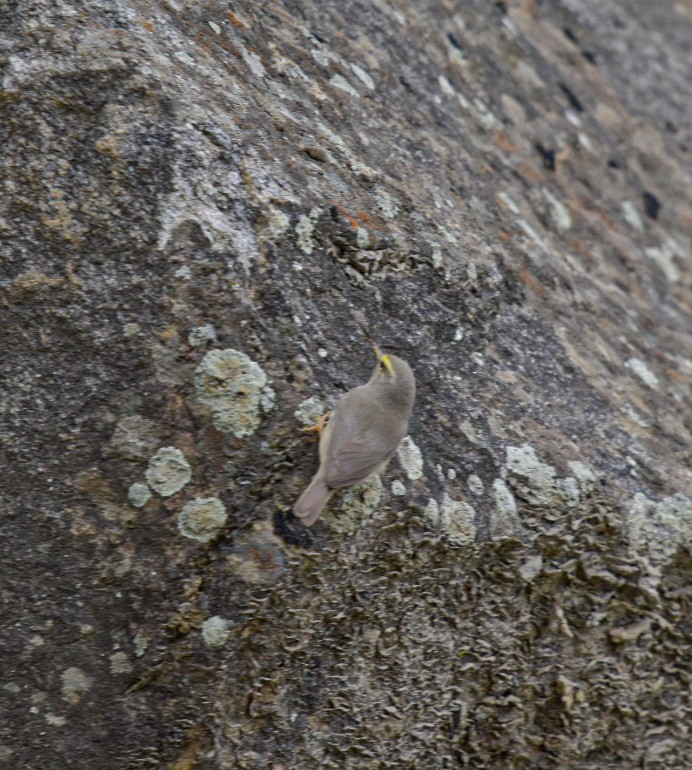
[301,412,331,436]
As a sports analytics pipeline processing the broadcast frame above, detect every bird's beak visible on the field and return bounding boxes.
[373,345,394,373]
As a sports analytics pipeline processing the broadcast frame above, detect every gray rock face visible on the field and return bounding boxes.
[1,1,690,768]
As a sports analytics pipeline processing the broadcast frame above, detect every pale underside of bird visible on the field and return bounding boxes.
[294,349,416,526]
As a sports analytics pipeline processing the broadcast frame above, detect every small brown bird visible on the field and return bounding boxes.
[294,347,416,526]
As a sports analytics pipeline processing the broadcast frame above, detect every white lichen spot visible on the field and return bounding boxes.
[208,21,221,34]
[454,327,464,341]
[316,119,350,154]
[493,478,517,517]
[447,468,457,480]
[473,97,497,128]
[502,16,520,36]
[326,475,383,534]
[175,265,192,280]
[543,189,572,230]
[518,219,548,252]
[293,396,326,427]
[391,480,407,496]
[645,237,681,282]
[188,324,217,347]
[439,495,476,546]
[122,322,140,338]
[329,73,359,98]
[241,46,266,78]
[261,207,291,241]
[578,132,594,151]
[375,188,399,219]
[133,634,148,657]
[565,109,582,127]
[295,215,315,254]
[505,444,556,504]
[438,74,456,96]
[109,652,133,675]
[497,191,520,214]
[61,667,92,705]
[194,348,275,437]
[178,497,228,543]
[201,616,232,648]
[628,492,692,564]
[145,447,192,497]
[621,201,643,231]
[621,402,650,427]
[397,436,424,480]
[318,348,328,358]
[456,89,472,111]
[349,158,378,179]
[519,554,543,581]
[424,498,440,526]
[625,357,659,388]
[127,483,151,508]
[568,461,597,495]
[555,476,581,507]
[45,713,67,727]
[350,63,375,90]
[467,474,484,496]
[311,48,331,67]
[431,244,444,268]
[491,478,522,540]
[447,42,467,68]
[174,50,195,66]
[356,226,370,249]
[438,219,454,236]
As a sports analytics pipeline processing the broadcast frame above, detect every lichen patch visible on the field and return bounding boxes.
[178,497,228,543]
[194,348,275,437]
[145,447,192,497]
[202,616,232,648]
[397,436,424,480]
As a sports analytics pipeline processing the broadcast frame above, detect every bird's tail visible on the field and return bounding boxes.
[294,476,333,526]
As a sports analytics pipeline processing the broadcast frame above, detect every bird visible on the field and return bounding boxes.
[294,346,416,526]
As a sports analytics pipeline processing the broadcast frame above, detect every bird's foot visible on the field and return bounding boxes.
[301,412,331,436]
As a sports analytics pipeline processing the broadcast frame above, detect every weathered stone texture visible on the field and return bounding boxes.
[1,1,690,768]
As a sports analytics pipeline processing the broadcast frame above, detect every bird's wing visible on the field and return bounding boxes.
[324,390,398,488]
[325,435,392,488]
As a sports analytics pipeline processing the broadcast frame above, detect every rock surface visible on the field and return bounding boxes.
[1,1,690,768]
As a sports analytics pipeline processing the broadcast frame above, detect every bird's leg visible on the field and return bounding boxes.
[301,412,331,436]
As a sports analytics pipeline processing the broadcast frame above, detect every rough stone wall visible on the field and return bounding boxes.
[1,1,690,768]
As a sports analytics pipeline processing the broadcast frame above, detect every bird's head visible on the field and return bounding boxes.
[371,345,415,399]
